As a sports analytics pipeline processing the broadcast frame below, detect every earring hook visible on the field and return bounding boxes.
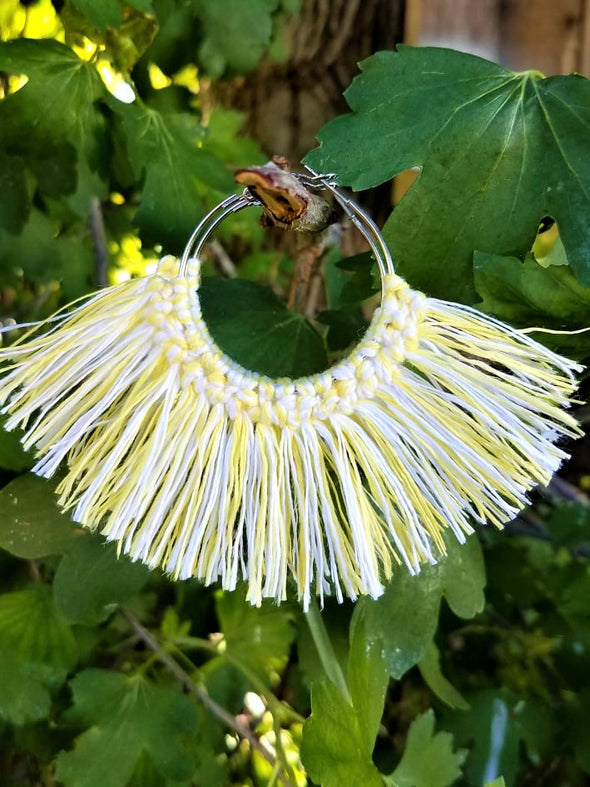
[179,168,395,280]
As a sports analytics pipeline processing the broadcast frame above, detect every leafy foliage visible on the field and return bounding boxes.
[302,618,389,787]
[358,537,486,679]
[55,670,197,787]
[387,711,466,787]
[0,4,589,787]
[201,277,328,376]
[0,585,77,724]
[305,46,590,302]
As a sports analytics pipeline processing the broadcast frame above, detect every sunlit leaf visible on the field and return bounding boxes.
[305,46,590,302]
[301,617,388,787]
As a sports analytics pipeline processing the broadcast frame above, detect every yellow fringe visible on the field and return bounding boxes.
[0,257,582,607]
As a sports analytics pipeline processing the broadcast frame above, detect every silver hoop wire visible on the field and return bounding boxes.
[179,166,395,282]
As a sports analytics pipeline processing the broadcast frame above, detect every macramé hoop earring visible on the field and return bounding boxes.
[0,167,582,608]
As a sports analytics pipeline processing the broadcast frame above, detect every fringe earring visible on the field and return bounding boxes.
[0,168,582,608]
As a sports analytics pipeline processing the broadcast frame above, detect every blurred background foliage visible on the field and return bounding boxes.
[0,1,590,786]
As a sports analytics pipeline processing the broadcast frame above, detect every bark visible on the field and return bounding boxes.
[214,0,405,163]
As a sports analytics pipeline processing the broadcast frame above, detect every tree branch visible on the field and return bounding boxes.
[120,607,297,787]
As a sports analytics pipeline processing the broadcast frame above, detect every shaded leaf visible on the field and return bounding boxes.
[215,590,297,685]
[418,641,469,711]
[201,107,266,168]
[317,308,368,352]
[0,151,29,234]
[443,690,555,787]
[53,534,152,624]
[473,251,590,357]
[387,710,466,787]
[55,670,196,787]
[0,39,108,224]
[358,537,485,679]
[0,474,78,559]
[0,209,95,300]
[474,252,590,325]
[0,585,78,724]
[305,46,590,301]
[543,501,590,548]
[191,0,273,77]
[200,277,328,377]
[0,418,35,473]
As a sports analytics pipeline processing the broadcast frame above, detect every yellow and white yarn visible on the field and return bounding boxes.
[0,255,581,607]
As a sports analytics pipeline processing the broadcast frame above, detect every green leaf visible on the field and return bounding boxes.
[0,39,108,224]
[0,418,34,472]
[0,151,29,234]
[301,616,389,787]
[70,0,122,28]
[191,0,273,76]
[127,0,154,12]
[200,277,329,377]
[201,107,266,168]
[0,209,95,300]
[473,251,590,357]
[358,537,486,679]
[388,711,466,787]
[418,642,469,711]
[305,46,590,301]
[112,101,233,251]
[0,474,79,559]
[0,585,78,724]
[215,590,297,685]
[55,670,197,787]
[53,534,152,624]
[543,501,590,548]
[443,690,555,787]
[317,308,369,352]
[484,779,507,787]
[474,251,590,325]
[297,600,351,690]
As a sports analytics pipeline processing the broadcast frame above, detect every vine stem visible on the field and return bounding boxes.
[120,607,297,787]
[304,599,351,702]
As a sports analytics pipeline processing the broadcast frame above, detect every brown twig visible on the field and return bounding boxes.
[120,607,297,787]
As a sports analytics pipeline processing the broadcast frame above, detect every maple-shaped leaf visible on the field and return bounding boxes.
[112,101,233,251]
[55,670,197,787]
[191,0,274,77]
[0,585,78,724]
[305,46,590,302]
[0,39,109,231]
[386,711,466,787]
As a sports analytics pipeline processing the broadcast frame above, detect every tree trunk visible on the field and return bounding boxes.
[214,0,406,164]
